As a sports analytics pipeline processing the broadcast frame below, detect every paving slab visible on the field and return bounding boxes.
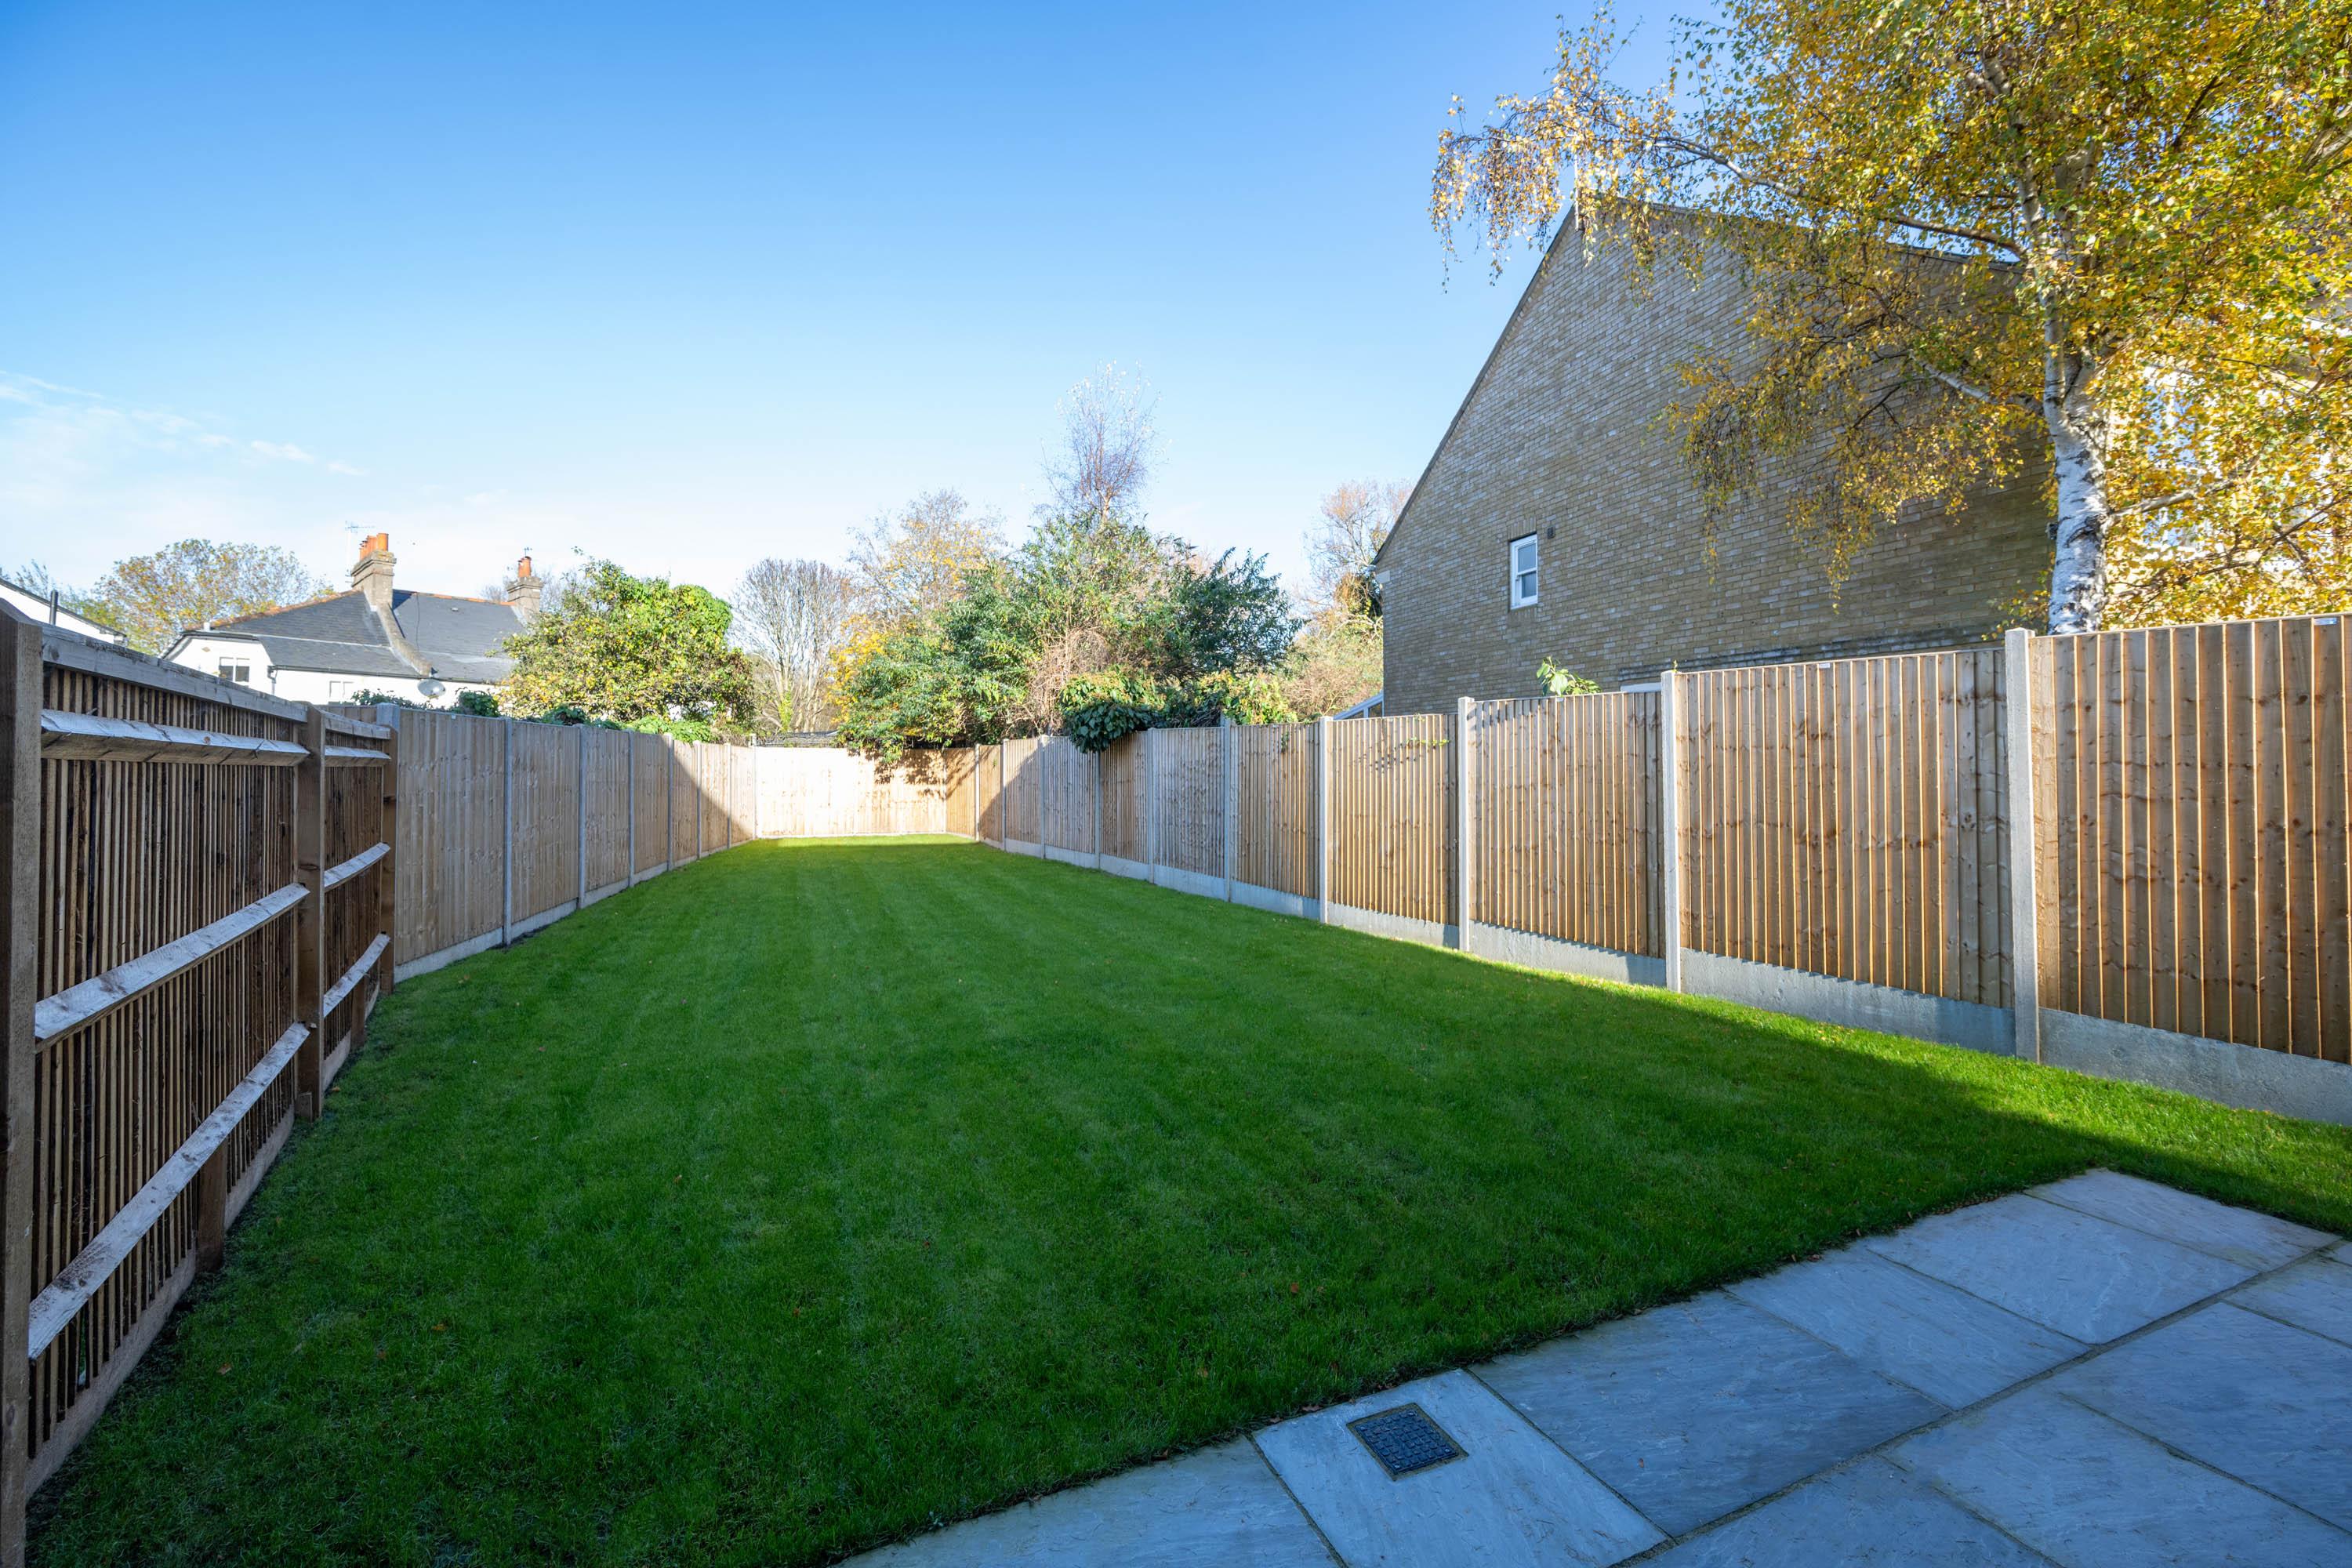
[1864,1193,2252,1343]
[1254,1368,1663,1568]
[1727,1244,2085,1408]
[845,1438,1337,1567]
[2031,1169,2335,1270]
[1478,1291,1939,1536]
[2334,1240,2351,1265]
[1644,1457,2054,1567]
[2230,1255,2352,1348]
[2051,1301,2352,1531]
[1894,1383,2352,1566]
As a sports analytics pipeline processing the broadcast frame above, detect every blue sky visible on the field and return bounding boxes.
[0,2,1678,602]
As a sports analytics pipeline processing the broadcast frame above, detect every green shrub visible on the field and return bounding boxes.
[1056,669,1298,753]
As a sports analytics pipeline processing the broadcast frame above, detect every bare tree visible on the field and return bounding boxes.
[848,489,1006,630]
[1305,480,1409,617]
[734,557,857,733]
[1044,365,1159,520]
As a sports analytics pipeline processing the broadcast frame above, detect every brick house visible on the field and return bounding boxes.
[1370,223,2051,715]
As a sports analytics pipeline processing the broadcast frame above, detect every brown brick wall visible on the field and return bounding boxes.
[1378,230,2051,715]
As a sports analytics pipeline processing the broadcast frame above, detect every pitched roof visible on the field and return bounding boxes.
[200,590,524,681]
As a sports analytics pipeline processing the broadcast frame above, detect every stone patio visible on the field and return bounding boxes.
[851,1170,2349,1566]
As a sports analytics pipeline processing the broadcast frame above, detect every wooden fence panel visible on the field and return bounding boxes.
[756,747,969,837]
[1001,738,1041,844]
[1153,726,1225,877]
[974,745,1004,842]
[1679,649,2010,1007]
[945,746,977,837]
[757,749,826,837]
[510,721,581,922]
[391,710,505,964]
[667,740,695,866]
[632,733,668,874]
[1235,724,1316,897]
[1029,738,1097,855]
[1471,694,1663,957]
[1327,715,1454,925]
[1100,735,1147,862]
[2042,615,2351,1060]
[583,730,633,891]
[693,743,719,857]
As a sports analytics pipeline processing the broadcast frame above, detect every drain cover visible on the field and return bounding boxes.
[1347,1403,1465,1479]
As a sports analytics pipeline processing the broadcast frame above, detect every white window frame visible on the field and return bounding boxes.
[218,659,252,684]
[1508,533,1539,608]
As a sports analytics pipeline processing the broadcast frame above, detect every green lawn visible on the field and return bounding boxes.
[32,837,2352,1565]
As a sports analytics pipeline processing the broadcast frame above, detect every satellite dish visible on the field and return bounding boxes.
[417,678,447,699]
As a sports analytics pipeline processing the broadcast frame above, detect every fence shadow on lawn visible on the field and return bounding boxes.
[25,838,2352,1568]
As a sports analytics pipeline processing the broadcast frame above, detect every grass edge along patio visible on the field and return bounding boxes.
[7,601,2352,1564]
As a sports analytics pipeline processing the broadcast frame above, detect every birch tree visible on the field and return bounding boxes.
[1433,0,2352,631]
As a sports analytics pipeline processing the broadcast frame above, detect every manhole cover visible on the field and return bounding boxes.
[1347,1403,1465,1479]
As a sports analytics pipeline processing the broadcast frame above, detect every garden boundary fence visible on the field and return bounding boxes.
[344,719,978,978]
[979,615,2352,1131]
[1,611,397,1543]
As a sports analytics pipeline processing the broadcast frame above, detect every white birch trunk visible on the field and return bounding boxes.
[2038,292,2114,637]
[2043,386,2113,634]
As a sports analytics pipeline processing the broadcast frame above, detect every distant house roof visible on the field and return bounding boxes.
[193,589,525,684]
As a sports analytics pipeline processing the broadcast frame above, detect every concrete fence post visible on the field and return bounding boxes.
[500,717,515,947]
[1221,714,1236,900]
[2005,627,2042,1061]
[1316,714,1331,923]
[1453,697,1472,948]
[1658,674,1686,993]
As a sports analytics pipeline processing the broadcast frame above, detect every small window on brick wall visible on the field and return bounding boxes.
[1508,534,1538,608]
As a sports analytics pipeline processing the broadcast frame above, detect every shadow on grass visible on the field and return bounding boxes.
[28,838,2352,1567]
